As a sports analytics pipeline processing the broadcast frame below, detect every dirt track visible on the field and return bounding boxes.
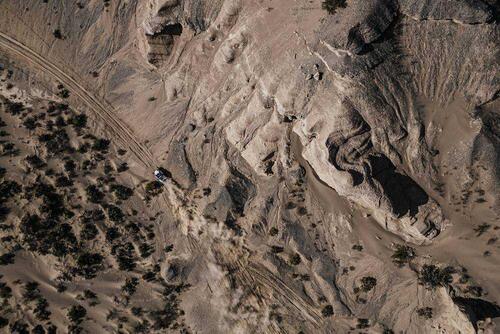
[0,31,156,170]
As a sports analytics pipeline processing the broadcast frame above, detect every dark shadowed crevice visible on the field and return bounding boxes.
[225,168,255,216]
[145,23,183,67]
[160,23,183,36]
[452,296,500,330]
[368,154,428,217]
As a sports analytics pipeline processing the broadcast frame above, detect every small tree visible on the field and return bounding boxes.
[391,244,416,267]
[418,265,454,289]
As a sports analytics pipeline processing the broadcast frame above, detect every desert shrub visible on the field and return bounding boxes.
[0,252,15,265]
[25,155,46,169]
[0,282,12,299]
[321,305,334,317]
[139,243,154,258]
[23,116,39,130]
[289,253,301,266]
[32,184,66,219]
[145,181,163,196]
[32,325,46,334]
[82,209,105,222]
[34,297,51,320]
[92,138,110,152]
[64,159,77,174]
[270,245,284,254]
[58,88,70,99]
[39,129,73,155]
[117,162,128,172]
[113,242,136,271]
[357,318,370,329]
[0,167,6,178]
[67,305,87,324]
[122,277,139,297]
[5,100,24,115]
[55,115,66,127]
[20,214,77,257]
[418,265,454,289]
[417,307,433,319]
[0,141,18,156]
[85,185,104,203]
[75,252,104,279]
[125,222,140,234]
[391,244,416,267]
[53,29,63,39]
[322,0,347,14]
[80,223,98,240]
[110,184,133,200]
[55,175,73,187]
[360,276,377,292]
[131,307,142,316]
[0,205,10,220]
[352,244,363,251]
[69,114,87,128]
[83,289,97,300]
[106,227,121,242]
[474,223,490,236]
[23,281,41,301]
[0,180,21,200]
[149,284,190,330]
[0,317,7,329]
[107,205,125,223]
[465,285,483,297]
[10,321,29,334]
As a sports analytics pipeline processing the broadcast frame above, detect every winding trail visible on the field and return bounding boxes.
[0,31,156,169]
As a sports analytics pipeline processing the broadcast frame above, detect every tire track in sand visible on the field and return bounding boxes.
[0,31,156,169]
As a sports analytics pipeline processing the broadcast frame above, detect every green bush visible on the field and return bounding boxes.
[391,244,416,267]
[418,265,454,289]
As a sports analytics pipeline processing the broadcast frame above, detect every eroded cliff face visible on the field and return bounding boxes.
[0,0,498,333]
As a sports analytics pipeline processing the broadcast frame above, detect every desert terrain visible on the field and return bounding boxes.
[0,0,499,333]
